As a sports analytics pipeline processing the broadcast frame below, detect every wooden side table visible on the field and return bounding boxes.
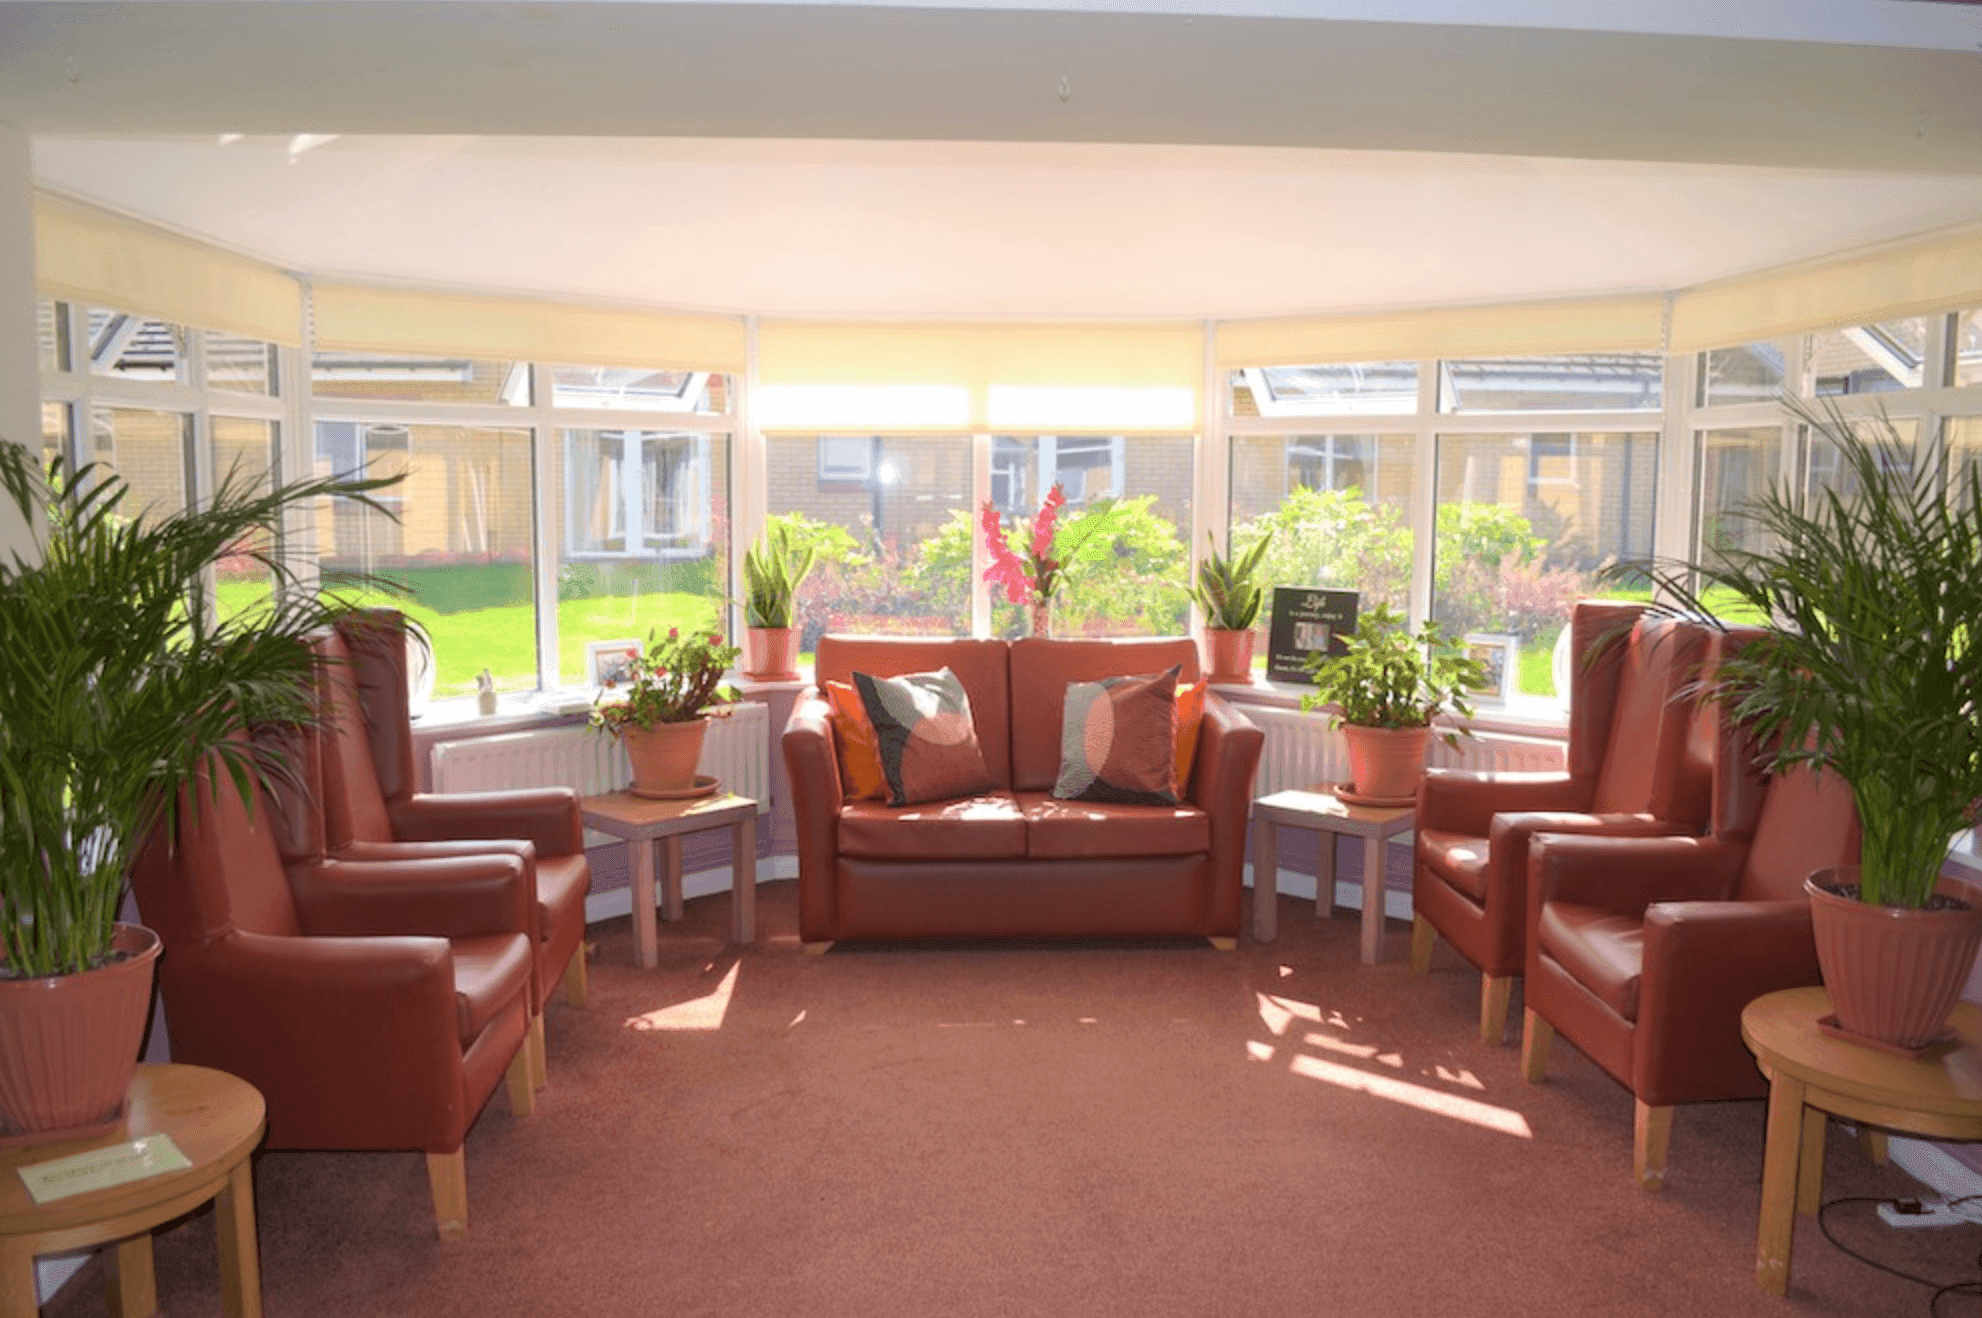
[1,1063,266,1318]
[1741,987,1982,1296]
[581,790,759,966]
[1251,788,1415,964]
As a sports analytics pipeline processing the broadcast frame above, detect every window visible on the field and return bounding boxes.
[1696,426,1785,572]
[210,415,278,620]
[1698,342,1786,408]
[1439,354,1662,413]
[549,365,722,413]
[89,406,190,518]
[817,436,877,485]
[205,331,277,397]
[1432,431,1657,702]
[1809,318,1928,396]
[36,298,67,374]
[1804,415,1918,502]
[1949,416,1982,509]
[40,403,69,472]
[87,310,187,383]
[312,351,528,407]
[313,421,536,697]
[1956,310,1982,389]
[1231,362,1419,417]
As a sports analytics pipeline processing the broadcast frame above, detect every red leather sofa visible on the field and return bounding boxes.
[783,635,1263,949]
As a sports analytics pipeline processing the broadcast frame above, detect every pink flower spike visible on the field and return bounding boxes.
[1031,484,1066,559]
[980,499,1032,603]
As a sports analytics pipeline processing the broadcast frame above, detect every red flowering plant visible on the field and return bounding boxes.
[590,623,741,733]
[979,483,1121,611]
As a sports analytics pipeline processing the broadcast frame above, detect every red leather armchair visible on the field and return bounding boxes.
[1412,601,1717,1043]
[1520,717,1860,1189]
[130,747,538,1241]
[313,610,591,1087]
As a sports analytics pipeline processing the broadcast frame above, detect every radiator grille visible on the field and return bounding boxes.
[1244,704,1564,799]
[430,704,771,845]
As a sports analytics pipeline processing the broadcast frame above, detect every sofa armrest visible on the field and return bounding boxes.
[1418,768,1591,838]
[290,852,534,943]
[784,691,846,940]
[389,788,584,857]
[1190,695,1264,935]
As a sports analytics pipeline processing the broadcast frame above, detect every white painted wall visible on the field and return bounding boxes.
[0,121,39,567]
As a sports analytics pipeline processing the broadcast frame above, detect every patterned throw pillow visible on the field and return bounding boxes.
[824,680,888,801]
[852,667,995,807]
[1053,666,1182,805]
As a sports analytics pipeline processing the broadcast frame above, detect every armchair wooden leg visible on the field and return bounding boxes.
[507,1041,537,1118]
[1520,1009,1551,1083]
[802,941,835,956]
[528,1011,548,1090]
[564,944,589,1008]
[1410,915,1436,975]
[1479,975,1513,1045]
[426,1150,469,1242]
[1207,936,1237,951]
[1634,1101,1673,1191]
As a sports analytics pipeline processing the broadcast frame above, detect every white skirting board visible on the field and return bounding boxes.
[585,854,797,925]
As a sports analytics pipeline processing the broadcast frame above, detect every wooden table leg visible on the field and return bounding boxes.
[732,814,757,944]
[1360,833,1384,965]
[108,1234,156,1317]
[1252,818,1278,942]
[1,1238,38,1318]
[630,835,658,969]
[661,834,685,922]
[1317,829,1337,921]
[1755,1069,1808,1295]
[215,1156,263,1318]
[1796,1104,1827,1217]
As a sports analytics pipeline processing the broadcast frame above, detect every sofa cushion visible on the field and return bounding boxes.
[1053,666,1182,805]
[1008,637,1201,790]
[1537,901,1644,1022]
[1018,791,1211,860]
[816,637,1012,786]
[1418,827,1490,901]
[825,680,888,801]
[1175,679,1207,791]
[838,793,1027,861]
[855,666,996,807]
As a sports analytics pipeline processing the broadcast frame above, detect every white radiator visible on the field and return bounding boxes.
[1243,704,1564,799]
[430,704,771,845]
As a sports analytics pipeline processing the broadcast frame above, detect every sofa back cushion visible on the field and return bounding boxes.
[816,636,1014,786]
[1009,637,1201,791]
[854,667,997,807]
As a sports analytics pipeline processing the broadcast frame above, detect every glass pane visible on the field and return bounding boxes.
[211,416,278,622]
[89,406,189,518]
[1956,310,1982,388]
[1699,342,1785,408]
[1805,415,1918,502]
[1229,433,1417,668]
[311,351,528,407]
[205,331,275,396]
[554,429,732,687]
[550,365,728,414]
[37,299,67,373]
[313,421,536,697]
[1696,426,1784,585]
[986,435,1191,639]
[40,403,70,472]
[1439,354,1662,412]
[1949,416,1982,511]
[1432,431,1658,701]
[87,309,186,383]
[1810,318,1929,396]
[764,435,972,648]
[1231,362,1419,417]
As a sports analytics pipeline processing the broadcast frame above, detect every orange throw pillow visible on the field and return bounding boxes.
[825,681,888,801]
[1174,680,1207,794]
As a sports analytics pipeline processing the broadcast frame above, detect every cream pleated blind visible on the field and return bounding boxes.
[1669,223,1982,354]
[35,193,304,345]
[755,321,1204,432]
[312,283,748,372]
[1215,294,1667,368]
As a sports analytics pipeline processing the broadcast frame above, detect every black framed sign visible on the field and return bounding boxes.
[1266,587,1360,684]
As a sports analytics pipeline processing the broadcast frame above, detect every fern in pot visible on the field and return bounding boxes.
[1301,603,1487,806]
[1617,400,1982,1051]
[0,444,395,1139]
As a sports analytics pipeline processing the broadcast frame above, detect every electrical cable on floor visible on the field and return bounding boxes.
[1816,1196,1982,1316]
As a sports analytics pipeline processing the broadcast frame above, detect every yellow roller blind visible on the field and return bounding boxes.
[756,321,1203,432]
[1670,222,1982,354]
[35,193,303,345]
[1215,294,1667,368]
[313,283,747,372]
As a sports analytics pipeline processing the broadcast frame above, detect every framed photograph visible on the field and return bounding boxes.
[1266,587,1360,684]
[1464,633,1519,708]
[586,639,643,689]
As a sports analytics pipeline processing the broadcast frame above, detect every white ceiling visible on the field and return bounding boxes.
[9,2,1982,322]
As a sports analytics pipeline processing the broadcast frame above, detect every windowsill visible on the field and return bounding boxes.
[1207,675,1570,738]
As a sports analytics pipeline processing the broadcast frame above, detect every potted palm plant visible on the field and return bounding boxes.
[0,443,395,1141]
[1192,530,1273,683]
[1301,603,1487,805]
[590,621,741,798]
[1620,400,1982,1052]
[740,517,816,681]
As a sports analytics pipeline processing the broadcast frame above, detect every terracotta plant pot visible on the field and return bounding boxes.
[1806,866,1982,1051]
[1340,724,1430,803]
[0,923,161,1144]
[744,627,801,682]
[1201,627,1255,684]
[623,718,709,798]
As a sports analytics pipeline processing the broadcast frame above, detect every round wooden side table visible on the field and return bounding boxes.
[1741,986,1982,1296]
[1,1063,267,1318]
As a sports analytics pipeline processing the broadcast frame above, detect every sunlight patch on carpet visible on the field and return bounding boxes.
[625,962,739,1032]
[1288,1054,1533,1138]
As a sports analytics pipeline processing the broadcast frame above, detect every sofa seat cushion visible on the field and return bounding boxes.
[1537,901,1645,1022]
[838,793,1027,861]
[1418,827,1491,901]
[1017,791,1210,860]
[450,932,534,1049]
